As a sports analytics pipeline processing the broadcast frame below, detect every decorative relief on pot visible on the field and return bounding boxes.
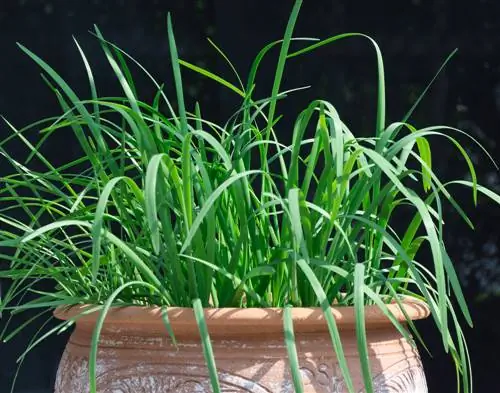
[299,362,343,392]
[55,347,427,393]
[98,370,273,393]
[368,361,427,393]
[332,359,428,393]
[55,351,90,393]
[299,358,428,393]
[100,374,206,393]
[55,349,273,393]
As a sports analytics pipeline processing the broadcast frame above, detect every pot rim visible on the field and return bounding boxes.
[54,297,430,329]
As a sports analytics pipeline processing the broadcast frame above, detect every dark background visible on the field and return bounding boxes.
[0,1,499,392]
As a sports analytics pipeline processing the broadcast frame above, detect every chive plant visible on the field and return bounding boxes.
[1,1,499,392]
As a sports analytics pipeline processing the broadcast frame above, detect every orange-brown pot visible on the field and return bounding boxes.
[54,300,429,393]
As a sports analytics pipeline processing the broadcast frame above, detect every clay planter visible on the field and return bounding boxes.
[54,300,430,393]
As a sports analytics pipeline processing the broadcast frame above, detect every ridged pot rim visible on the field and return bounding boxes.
[54,297,430,330]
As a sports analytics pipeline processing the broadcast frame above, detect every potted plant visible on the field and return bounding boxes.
[1,1,499,392]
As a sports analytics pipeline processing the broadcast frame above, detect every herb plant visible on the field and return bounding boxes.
[1,1,499,392]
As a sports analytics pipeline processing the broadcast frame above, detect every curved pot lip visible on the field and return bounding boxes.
[54,297,430,328]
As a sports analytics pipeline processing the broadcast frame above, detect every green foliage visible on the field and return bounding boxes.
[1,1,499,392]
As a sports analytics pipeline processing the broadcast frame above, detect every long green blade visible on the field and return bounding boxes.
[354,263,374,393]
[283,305,304,393]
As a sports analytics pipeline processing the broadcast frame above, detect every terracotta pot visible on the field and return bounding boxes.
[54,300,430,393]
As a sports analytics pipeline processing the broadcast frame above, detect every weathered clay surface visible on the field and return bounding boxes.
[54,303,429,393]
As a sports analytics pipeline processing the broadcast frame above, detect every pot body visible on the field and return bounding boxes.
[54,304,429,393]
